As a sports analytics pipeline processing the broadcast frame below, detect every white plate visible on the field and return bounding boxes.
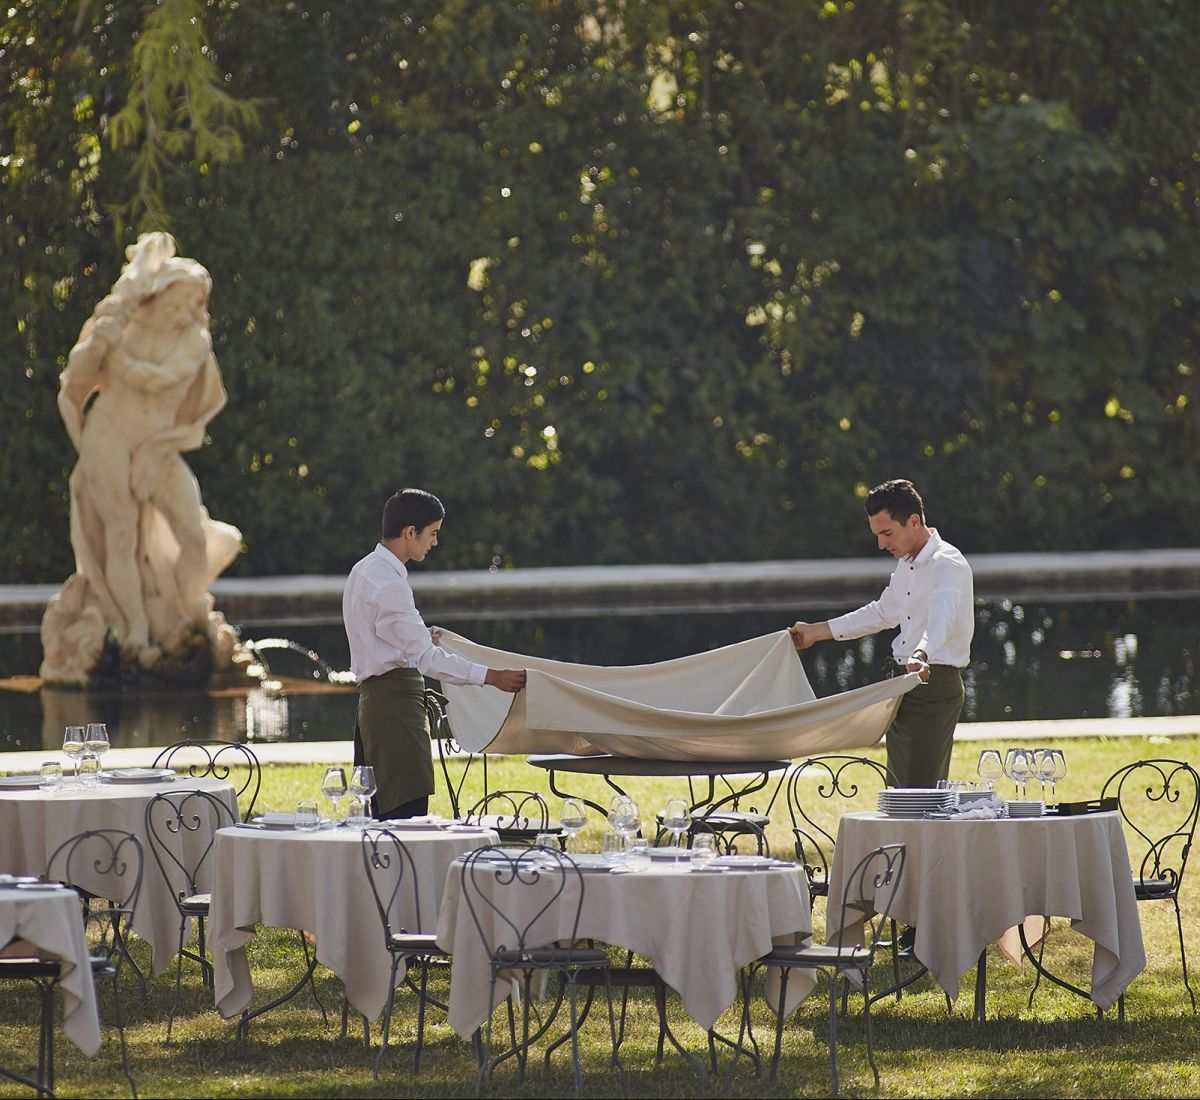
[0,775,44,790]
[649,847,689,860]
[103,768,176,783]
[712,855,777,871]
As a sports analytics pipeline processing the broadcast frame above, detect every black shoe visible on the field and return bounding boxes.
[897,925,917,953]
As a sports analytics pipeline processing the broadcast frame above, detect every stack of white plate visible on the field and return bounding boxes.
[1006,799,1045,817]
[877,788,955,817]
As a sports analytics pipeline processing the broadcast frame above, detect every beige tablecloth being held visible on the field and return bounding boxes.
[436,860,812,1036]
[0,887,101,1055]
[210,825,497,1020]
[436,629,919,761]
[826,811,1145,1011]
[0,778,238,975]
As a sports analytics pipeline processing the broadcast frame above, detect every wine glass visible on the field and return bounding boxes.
[558,798,587,852]
[1034,747,1057,803]
[321,766,348,823]
[1049,749,1068,804]
[62,725,86,787]
[84,723,110,772]
[662,797,690,860]
[349,766,376,827]
[1007,748,1032,799]
[609,795,640,844]
[977,749,1003,791]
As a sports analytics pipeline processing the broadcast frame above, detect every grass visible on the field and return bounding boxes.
[1,735,1198,1098]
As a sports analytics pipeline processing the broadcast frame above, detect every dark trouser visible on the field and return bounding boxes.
[885,665,965,788]
[379,795,430,820]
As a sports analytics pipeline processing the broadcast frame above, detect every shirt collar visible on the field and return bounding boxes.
[910,526,941,566]
[373,542,408,580]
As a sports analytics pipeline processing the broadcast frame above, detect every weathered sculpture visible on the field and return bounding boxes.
[40,233,241,686]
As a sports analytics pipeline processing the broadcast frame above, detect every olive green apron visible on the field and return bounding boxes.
[354,667,431,813]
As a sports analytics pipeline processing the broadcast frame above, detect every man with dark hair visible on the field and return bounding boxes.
[343,487,526,819]
[789,478,974,789]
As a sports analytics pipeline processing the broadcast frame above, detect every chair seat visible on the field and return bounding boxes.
[181,893,211,913]
[1134,877,1178,900]
[760,943,873,968]
[695,810,771,827]
[494,946,610,969]
[389,932,443,955]
[0,956,62,977]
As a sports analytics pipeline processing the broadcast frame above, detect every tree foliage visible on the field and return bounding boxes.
[2,0,1198,584]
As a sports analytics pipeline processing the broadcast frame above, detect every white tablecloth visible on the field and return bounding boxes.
[210,825,497,1020]
[826,811,1146,1010]
[0,886,101,1054]
[0,778,238,974]
[436,858,812,1035]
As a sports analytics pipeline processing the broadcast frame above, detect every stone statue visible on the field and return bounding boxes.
[40,232,241,686]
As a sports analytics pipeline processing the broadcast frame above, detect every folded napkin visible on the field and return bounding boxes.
[948,798,1006,820]
[259,811,296,825]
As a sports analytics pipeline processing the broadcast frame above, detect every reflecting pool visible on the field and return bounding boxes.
[0,595,1195,753]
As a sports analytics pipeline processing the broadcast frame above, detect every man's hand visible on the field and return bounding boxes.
[485,668,526,693]
[905,655,931,683]
[789,621,833,650]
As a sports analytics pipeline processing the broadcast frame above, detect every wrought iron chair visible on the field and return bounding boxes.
[144,789,236,1040]
[464,790,561,846]
[689,816,772,856]
[784,755,897,899]
[1103,758,1199,1014]
[359,827,451,1077]
[426,688,488,818]
[756,843,907,1096]
[152,738,262,821]
[0,829,144,1097]
[460,845,623,1096]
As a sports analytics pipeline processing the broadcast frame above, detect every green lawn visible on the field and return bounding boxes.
[2,736,1198,1098]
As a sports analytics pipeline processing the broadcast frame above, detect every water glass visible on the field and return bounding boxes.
[690,832,717,870]
[295,800,321,832]
[534,833,562,867]
[625,838,652,873]
[77,751,101,788]
[39,761,62,793]
[601,829,626,864]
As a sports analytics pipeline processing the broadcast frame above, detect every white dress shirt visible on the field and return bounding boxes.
[827,528,974,667]
[342,544,489,685]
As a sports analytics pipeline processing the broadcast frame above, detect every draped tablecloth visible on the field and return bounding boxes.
[436,629,919,762]
[436,858,812,1036]
[824,811,1145,1011]
[0,886,101,1054]
[0,777,238,974]
[210,824,497,1020]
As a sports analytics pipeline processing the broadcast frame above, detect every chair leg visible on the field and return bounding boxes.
[1173,896,1197,1012]
[567,976,583,1098]
[109,972,138,1098]
[414,957,430,1074]
[769,966,789,1081]
[373,955,401,1079]
[862,969,879,1089]
[827,970,840,1097]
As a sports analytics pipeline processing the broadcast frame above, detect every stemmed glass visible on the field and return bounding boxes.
[662,798,691,860]
[1048,750,1068,805]
[558,798,587,853]
[1033,748,1056,803]
[321,766,348,823]
[977,749,1003,791]
[609,795,641,848]
[62,725,86,787]
[1005,748,1031,799]
[349,765,376,826]
[85,723,110,773]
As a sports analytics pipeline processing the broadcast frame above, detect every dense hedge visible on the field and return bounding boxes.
[3,0,1198,584]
